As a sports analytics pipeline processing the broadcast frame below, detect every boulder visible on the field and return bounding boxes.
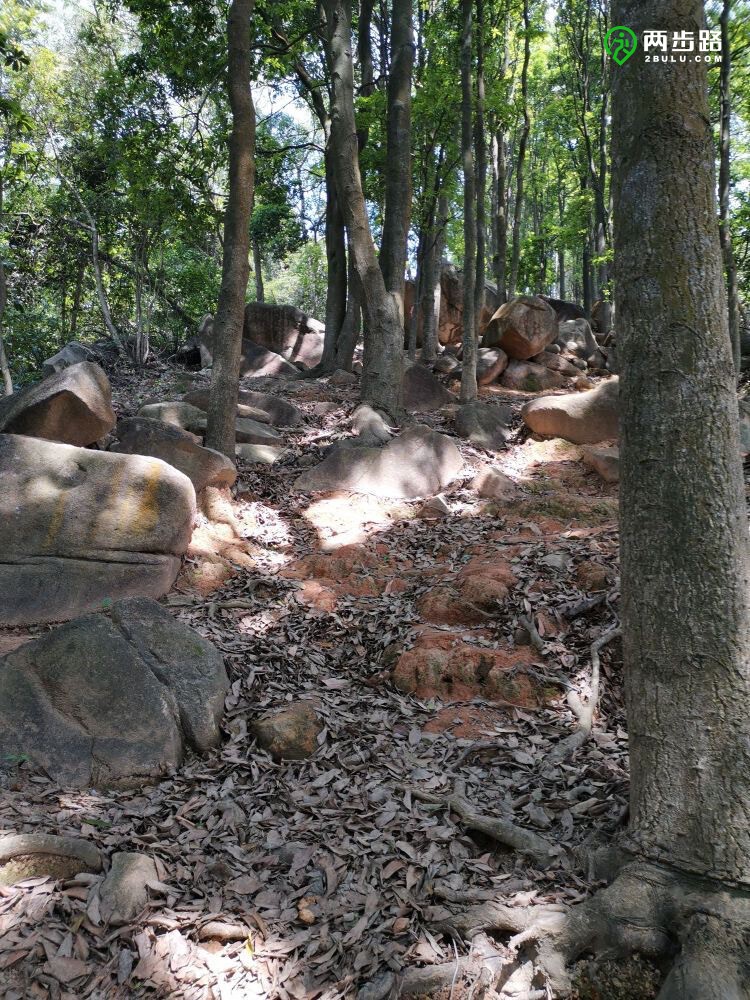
[433,355,460,374]
[252,702,322,760]
[137,400,207,431]
[532,351,582,377]
[454,401,511,451]
[199,330,299,378]
[0,598,228,787]
[329,369,357,386]
[243,303,325,367]
[521,377,619,444]
[0,435,196,625]
[352,404,392,445]
[500,360,567,392]
[111,417,237,493]
[184,387,303,427]
[476,347,509,385]
[294,425,464,499]
[582,444,620,483]
[472,466,517,499]
[591,299,613,336]
[539,295,587,323]
[236,443,286,465]
[482,296,558,360]
[402,362,457,412]
[42,342,97,377]
[0,362,115,446]
[418,494,450,519]
[556,318,604,366]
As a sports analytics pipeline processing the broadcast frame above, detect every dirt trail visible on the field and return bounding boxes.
[0,366,628,1000]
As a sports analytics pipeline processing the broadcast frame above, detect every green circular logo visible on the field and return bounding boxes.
[605,25,638,65]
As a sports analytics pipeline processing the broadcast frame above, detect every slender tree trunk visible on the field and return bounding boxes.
[205,0,255,458]
[322,145,348,367]
[613,0,750,961]
[0,177,11,395]
[493,129,508,303]
[421,193,447,364]
[325,0,403,417]
[473,0,487,329]
[252,238,265,302]
[379,0,414,322]
[70,257,84,340]
[334,246,362,371]
[459,0,477,402]
[408,231,424,360]
[719,0,740,375]
[507,0,530,299]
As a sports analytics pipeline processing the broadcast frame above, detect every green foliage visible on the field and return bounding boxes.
[264,241,327,319]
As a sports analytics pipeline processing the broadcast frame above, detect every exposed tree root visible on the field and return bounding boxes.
[400,780,565,868]
[436,860,750,998]
[544,625,621,771]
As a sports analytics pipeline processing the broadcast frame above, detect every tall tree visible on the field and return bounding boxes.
[473,0,487,325]
[719,0,740,374]
[324,0,403,417]
[459,0,477,402]
[508,0,530,298]
[379,0,414,321]
[205,0,255,458]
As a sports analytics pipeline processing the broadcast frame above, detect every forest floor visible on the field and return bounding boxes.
[0,360,661,1000]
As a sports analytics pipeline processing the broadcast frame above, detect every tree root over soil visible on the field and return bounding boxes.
[402,861,750,998]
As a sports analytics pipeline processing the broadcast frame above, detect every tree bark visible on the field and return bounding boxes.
[507,0,530,299]
[324,0,404,418]
[459,0,477,403]
[719,0,740,375]
[379,0,414,322]
[613,0,750,888]
[0,176,12,395]
[473,0,487,327]
[492,129,508,303]
[252,237,265,302]
[205,0,255,459]
[421,193,447,365]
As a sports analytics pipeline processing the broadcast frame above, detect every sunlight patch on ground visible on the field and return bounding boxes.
[302,493,414,549]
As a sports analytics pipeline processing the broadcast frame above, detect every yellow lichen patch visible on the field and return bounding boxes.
[42,491,68,551]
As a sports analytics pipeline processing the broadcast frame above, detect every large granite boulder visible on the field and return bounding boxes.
[402,362,457,412]
[454,401,512,451]
[482,296,558,360]
[500,360,567,392]
[521,377,619,444]
[110,417,237,493]
[0,362,115,446]
[294,426,464,499]
[183,387,303,427]
[0,435,196,625]
[41,342,97,377]
[476,347,509,386]
[0,598,228,788]
[244,303,325,367]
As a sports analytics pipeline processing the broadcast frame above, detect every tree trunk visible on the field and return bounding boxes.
[70,257,84,340]
[613,0,750,899]
[325,0,403,418]
[719,0,740,375]
[205,0,255,459]
[507,0,530,299]
[459,0,477,403]
[473,0,487,327]
[493,129,508,303]
[421,193,447,365]
[252,237,265,302]
[333,245,362,372]
[0,177,12,395]
[379,0,414,322]
[408,231,424,360]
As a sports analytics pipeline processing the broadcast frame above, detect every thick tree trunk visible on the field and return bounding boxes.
[613,0,750,891]
[252,237,265,302]
[473,0,487,327]
[507,0,530,299]
[421,193,447,365]
[379,0,414,322]
[459,0,477,403]
[333,246,362,372]
[325,0,403,417]
[205,0,255,458]
[719,0,740,375]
